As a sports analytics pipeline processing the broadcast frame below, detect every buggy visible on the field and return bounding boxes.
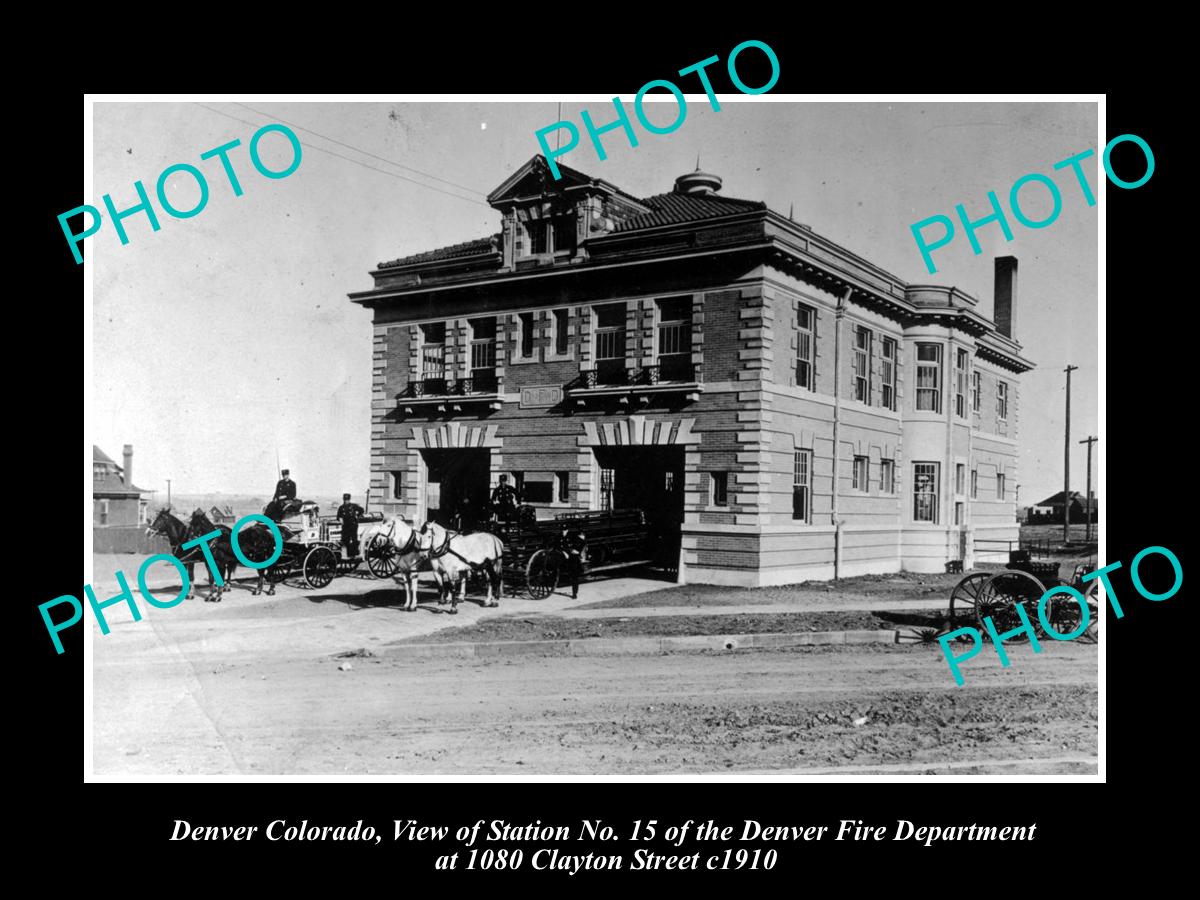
[947,544,1101,642]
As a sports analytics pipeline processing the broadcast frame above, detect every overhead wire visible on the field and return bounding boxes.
[191,103,490,208]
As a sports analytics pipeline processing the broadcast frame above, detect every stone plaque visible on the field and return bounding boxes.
[520,385,563,408]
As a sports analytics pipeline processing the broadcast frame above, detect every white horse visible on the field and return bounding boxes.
[417,522,504,614]
[362,516,425,612]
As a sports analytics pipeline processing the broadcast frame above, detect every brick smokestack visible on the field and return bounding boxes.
[123,444,133,487]
[994,256,1017,339]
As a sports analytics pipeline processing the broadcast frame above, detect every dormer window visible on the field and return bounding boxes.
[521,214,576,258]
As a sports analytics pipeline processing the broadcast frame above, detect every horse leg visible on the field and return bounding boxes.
[185,562,195,600]
[488,565,501,607]
[408,573,418,611]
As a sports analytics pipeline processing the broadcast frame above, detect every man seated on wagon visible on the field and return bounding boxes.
[336,492,365,557]
[266,469,302,521]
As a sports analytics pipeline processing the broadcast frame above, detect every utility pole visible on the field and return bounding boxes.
[1063,365,1077,544]
[1079,435,1097,542]
[166,478,172,510]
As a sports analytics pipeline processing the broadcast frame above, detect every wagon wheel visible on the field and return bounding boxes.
[1079,580,1101,644]
[302,546,338,589]
[948,572,990,626]
[975,570,1046,641]
[365,533,400,578]
[525,549,560,600]
[264,561,290,584]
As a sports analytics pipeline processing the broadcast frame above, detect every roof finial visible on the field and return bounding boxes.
[695,154,701,172]
[788,202,794,221]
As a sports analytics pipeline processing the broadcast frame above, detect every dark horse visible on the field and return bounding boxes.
[187,509,281,599]
[145,507,232,602]
[146,507,280,602]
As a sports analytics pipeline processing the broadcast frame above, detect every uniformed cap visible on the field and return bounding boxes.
[343,493,351,500]
[282,469,290,476]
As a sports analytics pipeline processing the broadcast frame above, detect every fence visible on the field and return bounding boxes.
[94,526,171,555]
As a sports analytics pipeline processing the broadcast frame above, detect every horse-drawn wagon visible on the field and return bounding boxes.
[498,507,654,600]
[946,545,1101,642]
[263,502,390,589]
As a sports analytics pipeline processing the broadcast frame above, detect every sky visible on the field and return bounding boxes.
[91,99,1098,506]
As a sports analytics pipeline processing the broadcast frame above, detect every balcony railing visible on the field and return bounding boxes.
[406,370,500,398]
[577,360,696,390]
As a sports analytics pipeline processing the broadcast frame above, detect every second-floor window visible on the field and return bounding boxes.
[972,370,981,413]
[880,458,895,494]
[796,305,815,389]
[853,326,872,404]
[997,473,1007,500]
[656,296,692,380]
[469,317,497,389]
[955,348,969,418]
[916,343,942,413]
[970,468,978,499]
[594,303,627,384]
[421,322,447,391]
[553,308,569,355]
[519,312,534,359]
[997,380,1009,421]
[881,337,897,411]
[955,463,965,495]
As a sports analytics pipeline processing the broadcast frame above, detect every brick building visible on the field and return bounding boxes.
[349,156,1032,586]
[93,444,148,527]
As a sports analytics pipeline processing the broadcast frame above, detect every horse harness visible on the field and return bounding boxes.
[428,528,488,571]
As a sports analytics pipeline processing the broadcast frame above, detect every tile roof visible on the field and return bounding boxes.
[94,445,117,465]
[376,170,766,270]
[379,234,501,269]
[612,192,766,232]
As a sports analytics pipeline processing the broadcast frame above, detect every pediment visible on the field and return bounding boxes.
[487,155,592,206]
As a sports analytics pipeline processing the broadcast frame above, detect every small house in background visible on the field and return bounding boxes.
[93,444,148,526]
[93,444,164,554]
[1028,490,1098,524]
[209,505,236,524]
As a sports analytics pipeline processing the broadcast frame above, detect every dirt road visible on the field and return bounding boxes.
[94,639,1097,776]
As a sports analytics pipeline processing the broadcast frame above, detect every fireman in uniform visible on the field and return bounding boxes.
[558,526,587,599]
[336,492,365,557]
[490,474,520,523]
[266,469,298,521]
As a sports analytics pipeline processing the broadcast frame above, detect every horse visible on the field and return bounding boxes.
[361,516,425,612]
[417,521,504,614]
[186,509,281,600]
[145,507,206,601]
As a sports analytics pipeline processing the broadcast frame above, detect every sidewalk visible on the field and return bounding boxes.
[548,598,947,618]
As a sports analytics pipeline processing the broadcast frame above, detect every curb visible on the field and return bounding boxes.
[371,629,901,660]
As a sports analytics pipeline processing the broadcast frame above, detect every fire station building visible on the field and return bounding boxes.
[349,156,1032,586]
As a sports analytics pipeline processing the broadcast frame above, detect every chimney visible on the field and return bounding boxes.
[123,444,133,487]
[994,256,1017,339]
